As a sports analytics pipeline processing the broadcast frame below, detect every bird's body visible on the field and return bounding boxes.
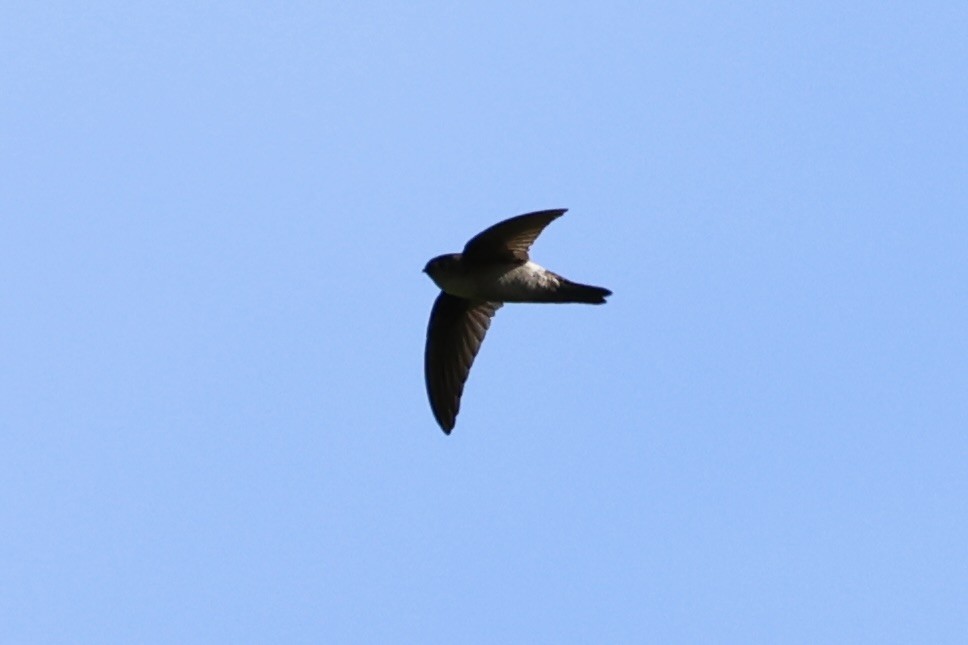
[428,258,605,303]
[422,209,612,433]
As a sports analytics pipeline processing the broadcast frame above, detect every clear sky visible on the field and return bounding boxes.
[3,2,966,643]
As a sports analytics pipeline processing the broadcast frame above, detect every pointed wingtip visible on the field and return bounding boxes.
[433,407,456,434]
[527,208,567,218]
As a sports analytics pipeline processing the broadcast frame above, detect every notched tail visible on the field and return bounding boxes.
[553,278,612,304]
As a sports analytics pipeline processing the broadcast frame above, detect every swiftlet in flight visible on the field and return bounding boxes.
[423,208,612,433]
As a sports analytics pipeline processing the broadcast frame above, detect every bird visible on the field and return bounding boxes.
[423,208,612,433]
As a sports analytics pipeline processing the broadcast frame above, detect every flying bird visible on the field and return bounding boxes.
[423,208,612,433]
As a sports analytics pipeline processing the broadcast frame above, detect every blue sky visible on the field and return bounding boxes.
[3,2,966,643]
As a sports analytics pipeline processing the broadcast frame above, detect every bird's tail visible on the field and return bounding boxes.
[549,277,612,304]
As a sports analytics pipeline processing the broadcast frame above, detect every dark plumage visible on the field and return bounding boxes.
[422,209,612,433]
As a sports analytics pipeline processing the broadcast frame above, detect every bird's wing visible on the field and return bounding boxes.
[461,209,566,263]
[424,293,502,433]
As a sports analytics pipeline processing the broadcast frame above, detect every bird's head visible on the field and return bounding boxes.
[422,254,462,287]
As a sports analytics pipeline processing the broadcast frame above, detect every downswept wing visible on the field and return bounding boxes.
[461,209,566,264]
[424,293,502,433]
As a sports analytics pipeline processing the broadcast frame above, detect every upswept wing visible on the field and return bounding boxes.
[462,209,566,264]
